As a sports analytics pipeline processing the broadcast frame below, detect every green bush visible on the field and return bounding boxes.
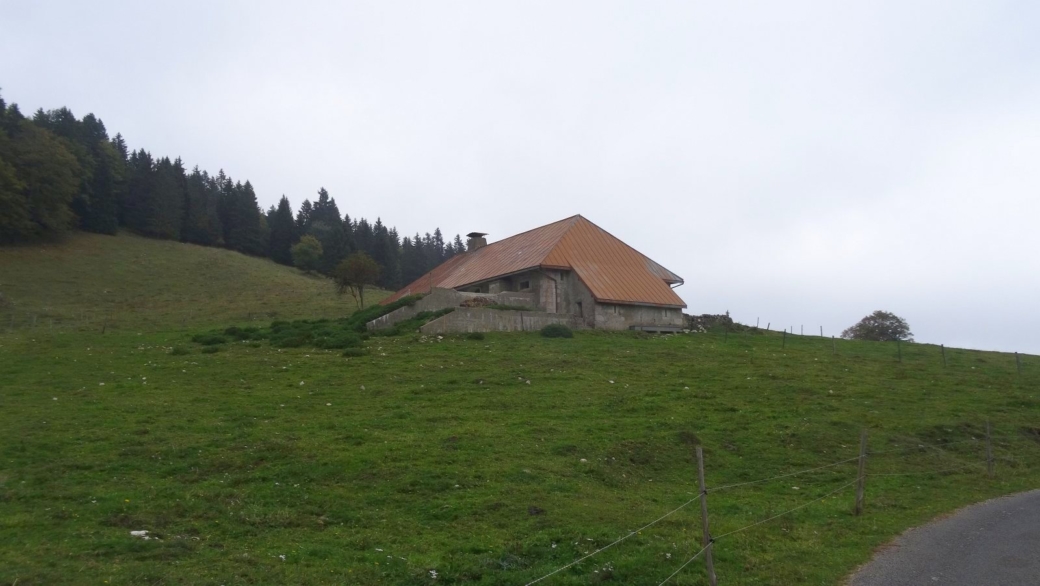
[540,324,573,338]
[465,332,485,341]
[224,326,261,340]
[191,333,228,346]
[341,348,367,358]
[201,345,221,354]
[315,332,362,350]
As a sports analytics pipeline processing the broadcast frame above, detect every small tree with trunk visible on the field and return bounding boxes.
[291,234,323,272]
[841,310,913,342]
[334,252,381,309]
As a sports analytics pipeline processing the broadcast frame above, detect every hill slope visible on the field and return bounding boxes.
[0,232,385,331]
[1,320,1038,584]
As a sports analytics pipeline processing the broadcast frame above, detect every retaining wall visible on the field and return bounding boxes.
[419,308,579,335]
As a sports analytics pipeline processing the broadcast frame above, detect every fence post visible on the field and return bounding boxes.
[756,317,760,328]
[855,430,868,516]
[696,446,718,586]
[986,421,994,477]
[1016,352,1022,375]
[820,325,823,337]
[941,344,947,368]
[801,325,803,336]
[832,335,836,355]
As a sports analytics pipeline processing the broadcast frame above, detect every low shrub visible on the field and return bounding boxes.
[224,326,261,340]
[201,345,221,354]
[465,332,485,341]
[191,333,228,346]
[169,346,190,356]
[341,348,367,358]
[315,332,362,350]
[540,324,573,338]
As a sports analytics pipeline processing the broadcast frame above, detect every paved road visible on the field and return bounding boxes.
[847,489,1040,586]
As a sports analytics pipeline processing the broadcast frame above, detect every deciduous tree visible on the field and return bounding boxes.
[334,251,380,309]
[841,311,913,342]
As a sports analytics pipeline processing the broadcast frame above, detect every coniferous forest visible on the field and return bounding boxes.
[0,90,464,291]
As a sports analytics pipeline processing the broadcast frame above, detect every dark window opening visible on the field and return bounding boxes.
[519,280,530,290]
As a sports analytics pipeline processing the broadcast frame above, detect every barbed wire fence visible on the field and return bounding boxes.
[523,423,1037,585]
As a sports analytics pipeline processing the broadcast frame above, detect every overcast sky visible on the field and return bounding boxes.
[3,1,1038,354]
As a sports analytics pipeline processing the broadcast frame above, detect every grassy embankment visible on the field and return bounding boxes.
[0,232,384,331]
[1,234,1039,585]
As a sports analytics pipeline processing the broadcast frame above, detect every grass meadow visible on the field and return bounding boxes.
[1,235,1039,585]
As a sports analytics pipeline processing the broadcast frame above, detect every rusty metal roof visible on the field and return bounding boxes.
[382,215,686,308]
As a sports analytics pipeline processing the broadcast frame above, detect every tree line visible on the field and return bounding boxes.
[0,91,464,290]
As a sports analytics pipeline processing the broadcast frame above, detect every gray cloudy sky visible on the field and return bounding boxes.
[3,1,1039,353]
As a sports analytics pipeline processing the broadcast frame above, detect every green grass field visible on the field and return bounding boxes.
[0,232,386,332]
[1,236,1039,585]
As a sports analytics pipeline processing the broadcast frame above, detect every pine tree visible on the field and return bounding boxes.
[182,167,223,245]
[221,179,265,255]
[123,149,155,234]
[308,187,348,273]
[295,199,312,234]
[268,195,296,265]
[354,218,374,259]
[452,234,465,256]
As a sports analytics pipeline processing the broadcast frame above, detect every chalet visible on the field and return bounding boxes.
[367,215,686,333]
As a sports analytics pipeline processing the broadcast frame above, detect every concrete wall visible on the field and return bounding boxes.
[367,287,536,331]
[594,303,684,331]
[366,288,465,331]
[419,307,579,335]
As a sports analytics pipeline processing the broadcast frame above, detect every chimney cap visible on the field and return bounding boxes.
[466,232,488,238]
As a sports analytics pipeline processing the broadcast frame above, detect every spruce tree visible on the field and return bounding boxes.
[268,195,296,265]
[308,187,347,273]
[182,167,223,245]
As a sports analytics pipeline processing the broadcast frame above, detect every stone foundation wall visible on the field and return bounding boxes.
[419,308,579,335]
[367,288,537,331]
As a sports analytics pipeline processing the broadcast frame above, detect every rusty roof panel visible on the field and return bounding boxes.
[381,215,686,308]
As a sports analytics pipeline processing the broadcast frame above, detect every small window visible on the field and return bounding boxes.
[519,280,530,290]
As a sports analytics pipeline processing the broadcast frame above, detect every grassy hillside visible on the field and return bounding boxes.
[1,308,1038,584]
[0,232,386,332]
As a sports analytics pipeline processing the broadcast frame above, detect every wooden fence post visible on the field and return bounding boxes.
[986,421,994,477]
[766,322,770,331]
[855,430,868,516]
[820,325,823,337]
[756,317,760,328]
[696,446,718,586]
[941,344,947,368]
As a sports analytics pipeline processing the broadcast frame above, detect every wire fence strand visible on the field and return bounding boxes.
[656,544,711,586]
[713,478,860,541]
[711,456,861,493]
[524,493,703,586]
